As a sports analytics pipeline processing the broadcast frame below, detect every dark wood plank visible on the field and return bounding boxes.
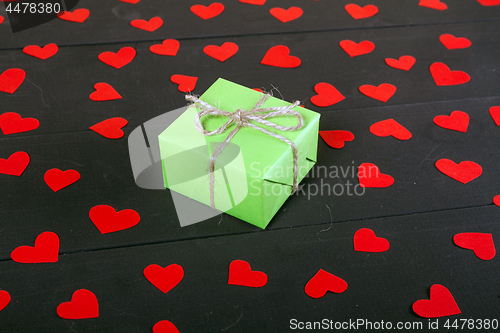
[0,205,498,332]
[1,0,499,49]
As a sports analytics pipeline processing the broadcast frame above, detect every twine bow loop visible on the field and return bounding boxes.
[186,93,304,209]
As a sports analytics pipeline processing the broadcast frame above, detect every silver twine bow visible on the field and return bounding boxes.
[185,93,304,209]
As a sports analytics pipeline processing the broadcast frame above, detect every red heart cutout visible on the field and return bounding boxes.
[191,3,224,20]
[489,106,500,126]
[228,260,268,287]
[0,290,10,312]
[493,194,500,206]
[120,0,140,3]
[454,232,496,260]
[203,42,239,62]
[319,130,354,149]
[11,231,59,263]
[0,151,30,176]
[23,43,58,60]
[0,112,39,135]
[150,39,180,56]
[435,159,482,184]
[170,75,198,92]
[413,284,461,318]
[305,269,347,298]
[0,16,4,25]
[339,40,375,57]
[239,0,266,4]
[98,47,136,69]
[476,0,500,5]
[358,163,394,188]
[89,83,122,101]
[130,17,163,32]
[261,45,301,68]
[0,68,26,94]
[144,264,184,293]
[344,4,378,19]
[439,34,471,49]
[353,228,390,252]
[90,117,128,139]
[360,84,397,102]
[269,7,303,23]
[419,0,448,10]
[430,62,470,86]
[385,55,416,71]
[44,168,80,192]
[153,320,181,333]
[57,289,99,319]
[310,82,345,107]
[89,204,140,234]
[57,9,90,23]
[433,110,469,132]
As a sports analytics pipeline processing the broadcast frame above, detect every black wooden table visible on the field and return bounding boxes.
[1,0,500,332]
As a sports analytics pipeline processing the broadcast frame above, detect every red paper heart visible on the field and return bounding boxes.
[269,7,303,23]
[358,163,394,188]
[0,290,10,312]
[319,130,354,149]
[0,151,30,176]
[191,3,224,20]
[430,62,470,86]
[239,0,266,4]
[89,83,122,101]
[89,204,140,234]
[203,42,239,62]
[150,39,180,56]
[23,43,58,60]
[310,82,345,107]
[413,284,461,318]
[453,233,496,260]
[98,47,136,69]
[153,320,181,333]
[120,0,140,3]
[11,231,59,263]
[228,260,268,287]
[144,264,184,293]
[435,159,482,184]
[130,17,163,32]
[433,110,469,132]
[476,0,500,5]
[44,168,80,192]
[359,84,397,102]
[339,40,375,57]
[353,228,390,252]
[57,289,99,319]
[0,68,26,94]
[90,117,128,139]
[170,75,198,92]
[493,194,500,206]
[344,4,378,19]
[261,45,301,68]
[0,16,4,25]
[0,112,39,135]
[57,9,90,23]
[439,34,471,50]
[385,56,416,71]
[305,269,347,298]
[419,0,448,10]
[489,106,500,126]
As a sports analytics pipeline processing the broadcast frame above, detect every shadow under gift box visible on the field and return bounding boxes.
[159,78,321,229]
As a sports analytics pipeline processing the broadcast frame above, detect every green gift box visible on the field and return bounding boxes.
[158,78,320,228]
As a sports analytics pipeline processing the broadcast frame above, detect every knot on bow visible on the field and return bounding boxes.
[185,93,304,209]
